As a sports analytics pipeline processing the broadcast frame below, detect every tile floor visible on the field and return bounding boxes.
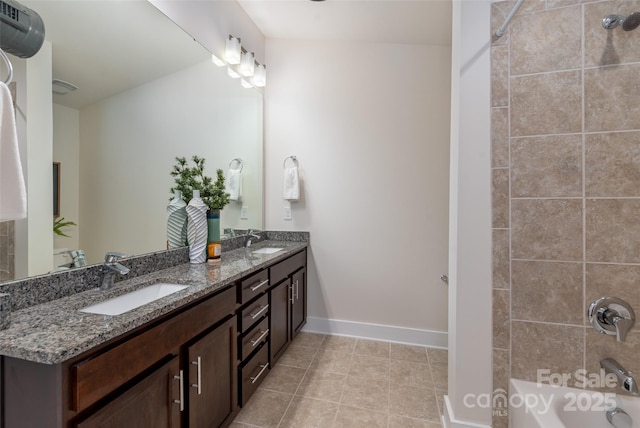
[231,333,447,428]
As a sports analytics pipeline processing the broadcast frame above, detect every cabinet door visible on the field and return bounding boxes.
[76,356,181,428]
[269,279,290,364]
[291,268,306,339]
[187,317,237,428]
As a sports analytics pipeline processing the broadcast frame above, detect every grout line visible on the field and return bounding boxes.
[581,0,588,377]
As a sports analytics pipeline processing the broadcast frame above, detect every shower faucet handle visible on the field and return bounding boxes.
[589,296,635,342]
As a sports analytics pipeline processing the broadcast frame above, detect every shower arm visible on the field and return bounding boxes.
[496,0,526,38]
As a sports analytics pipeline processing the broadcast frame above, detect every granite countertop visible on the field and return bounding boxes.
[0,240,307,365]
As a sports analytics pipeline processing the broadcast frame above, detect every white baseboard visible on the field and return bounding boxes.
[301,316,448,349]
[442,396,491,428]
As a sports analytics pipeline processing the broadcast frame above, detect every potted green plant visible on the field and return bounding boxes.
[170,156,230,260]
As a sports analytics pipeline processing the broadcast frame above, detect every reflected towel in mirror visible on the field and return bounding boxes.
[226,168,243,201]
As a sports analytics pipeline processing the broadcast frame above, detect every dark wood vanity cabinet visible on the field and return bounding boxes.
[1,246,307,428]
[76,356,182,428]
[268,250,307,365]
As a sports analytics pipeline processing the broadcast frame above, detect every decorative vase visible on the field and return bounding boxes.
[207,209,221,261]
[167,190,187,249]
[186,190,207,263]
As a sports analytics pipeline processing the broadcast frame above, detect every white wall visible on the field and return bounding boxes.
[79,60,262,264]
[52,104,80,262]
[443,1,493,427]
[264,39,451,344]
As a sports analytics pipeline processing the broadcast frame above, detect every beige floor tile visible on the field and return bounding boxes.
[340,375,389,411]
[310,349,353,374]
[292,332,325,348]
[354,338,390,358]
[430,364,448,391]
[279,396,339,428]
[390,385,440,421]
[427,348,448,366]
[333,405,388,428]
[296,369,346,402]
[322,335,357,353]
[390,343,428,363]
[388,414,443,428]
[348,354,390,381]
[390,359,434,389]
[258,364,306,394]
[234,389,293,428]
[276,345,318,369]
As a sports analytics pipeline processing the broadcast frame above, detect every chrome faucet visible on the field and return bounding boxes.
[245,230,261,248]
[99,252,130,291]
[601,358,638,395]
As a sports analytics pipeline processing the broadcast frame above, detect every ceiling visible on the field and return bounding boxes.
[237,0,453,46]
[21,1,209,109]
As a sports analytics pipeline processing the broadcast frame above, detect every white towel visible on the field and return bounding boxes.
[283,166,299,201]
[226,168,243,201]
[0,82,26,221]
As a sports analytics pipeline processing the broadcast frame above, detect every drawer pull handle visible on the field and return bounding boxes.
[250,304,269,320]
[250,362,269,384]
[290,284,294,304]
[173,370,184,412]
[295,280,299,300]
[250,328,270,347]
[250,279,269,292]
[191,356,202,395]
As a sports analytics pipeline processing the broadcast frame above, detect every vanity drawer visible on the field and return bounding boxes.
[239,343,269,406]
[239,269,269,305]
[270,250,306,285]
[239,293,269,334]
[72,286,236,413]
[239,317,269,362]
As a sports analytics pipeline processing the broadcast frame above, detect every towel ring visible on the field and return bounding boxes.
[283,155,298,169]
[229,158,243,172]
[0,49,13,84]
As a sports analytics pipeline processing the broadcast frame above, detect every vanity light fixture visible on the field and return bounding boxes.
[239,51,255,77]
[240,78,253,89]
[224,35,241,64]
[253,64,266,87]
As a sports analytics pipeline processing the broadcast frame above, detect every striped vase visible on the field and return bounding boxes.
[167,190,187,249]
[186,190,208,263]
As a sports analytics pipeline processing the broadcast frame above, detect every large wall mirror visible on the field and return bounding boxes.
[1,0,263,283]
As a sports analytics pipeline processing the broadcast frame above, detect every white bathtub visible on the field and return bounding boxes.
[509,379,640,427]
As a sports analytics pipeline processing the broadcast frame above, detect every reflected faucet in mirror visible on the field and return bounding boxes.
[99,252,130,291]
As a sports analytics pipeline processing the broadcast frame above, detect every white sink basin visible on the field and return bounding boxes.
[252,247,284,254]
[80,283,188,316]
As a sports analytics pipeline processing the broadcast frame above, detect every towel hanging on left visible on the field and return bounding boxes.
[0,81,26,220]
[226,161,243,202]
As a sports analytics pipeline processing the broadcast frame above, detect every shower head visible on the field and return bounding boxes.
[622,12,640,31]
[602,13,640,31]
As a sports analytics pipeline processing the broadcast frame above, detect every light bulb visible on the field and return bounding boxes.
[239,52,255,77]
[224,36,241,65]
[253,64,266,87]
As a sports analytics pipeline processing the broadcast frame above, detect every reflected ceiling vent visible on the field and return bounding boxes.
[52,79,78,95]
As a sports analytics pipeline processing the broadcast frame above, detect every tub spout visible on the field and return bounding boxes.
[601,358,638,395]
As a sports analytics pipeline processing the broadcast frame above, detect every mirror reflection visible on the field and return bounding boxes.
[0,0,264,283]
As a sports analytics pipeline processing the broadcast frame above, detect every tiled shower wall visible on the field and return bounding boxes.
[0,221,14,281]
[491,1,640,426]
